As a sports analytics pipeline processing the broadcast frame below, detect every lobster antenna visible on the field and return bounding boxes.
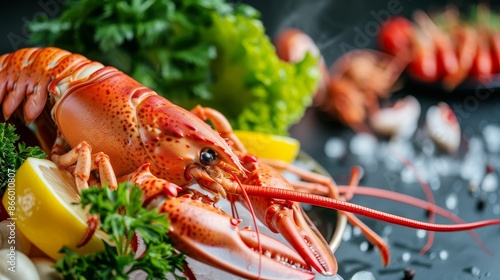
[231,173,263,277]
[337,186,493,255]
[392,154,436,254]
[344,166,391,266]
[241,184,500,231]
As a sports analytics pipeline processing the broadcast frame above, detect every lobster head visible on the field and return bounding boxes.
[135,93,246,195]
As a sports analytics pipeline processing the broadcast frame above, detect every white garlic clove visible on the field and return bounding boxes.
[31,258,63,280]
[0,249,40,280]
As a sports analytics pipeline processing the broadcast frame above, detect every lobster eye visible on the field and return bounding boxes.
[200,148,218,165]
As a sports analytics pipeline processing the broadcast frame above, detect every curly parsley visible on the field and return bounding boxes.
[55,183,186,280]
[0,122,46,194]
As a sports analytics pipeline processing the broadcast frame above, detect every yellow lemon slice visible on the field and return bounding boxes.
[233,131,300,163]
[2,158,104,260]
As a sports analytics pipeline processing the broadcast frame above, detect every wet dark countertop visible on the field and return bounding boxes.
[2,1,500,279]
[242,0,500,279]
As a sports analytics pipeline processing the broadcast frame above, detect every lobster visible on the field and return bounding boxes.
[1,47,500,279]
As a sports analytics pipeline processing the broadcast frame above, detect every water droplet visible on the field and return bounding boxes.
[382,225,393,236]
[350,133,378,157]
[482,124,500,153]
[343,225,352,241]
[401,167,416,183]
[384,156,401,171]
[439,250,448,260]
[421,138,436,156]
[416,229,427,239]
[429,177,441,191]
[402,252,411,262]
[464,266,481,276]
[352,226,362,237]
[429,252,437,260]
[481,173,498,192]
[461,154,487,185]
[471,266,481,276]
[325,137,346,159]
[360,241,369,252]
[433,157,452,177]
[469,137,485,153]
[350,270,376,280]
[445,193,458,210]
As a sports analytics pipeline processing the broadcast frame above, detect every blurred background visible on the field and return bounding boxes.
[2,1,500,279]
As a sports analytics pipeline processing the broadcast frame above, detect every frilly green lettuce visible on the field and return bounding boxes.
[203,11,321,135]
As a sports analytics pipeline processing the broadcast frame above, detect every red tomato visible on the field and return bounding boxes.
[408,50,439,83]
[471,38,494,78]
[490,33,500,73]
[435,41,459,78]
[378,16,414,56]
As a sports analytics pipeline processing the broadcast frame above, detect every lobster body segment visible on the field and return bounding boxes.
[1,47,322,278]
[54,66,150,177]
[53,65,244,186]
[3,47,500,280]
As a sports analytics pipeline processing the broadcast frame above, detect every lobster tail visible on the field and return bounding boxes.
[0,47,93,123]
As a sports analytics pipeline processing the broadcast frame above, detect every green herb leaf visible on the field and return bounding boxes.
[0,123,46,194]
[55,183,186,279]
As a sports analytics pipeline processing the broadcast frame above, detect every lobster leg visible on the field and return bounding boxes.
[49,132,122,247]
[190,105,247,153]
[50,134,118,191]
[119,163,180,203]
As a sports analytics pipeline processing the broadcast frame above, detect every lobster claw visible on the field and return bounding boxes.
[241,163,338,276]
[264,201,338,276]
[157,194,315,280]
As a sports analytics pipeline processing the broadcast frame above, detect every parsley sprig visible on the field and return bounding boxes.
[0,122,46,194]
[55,183,186,279]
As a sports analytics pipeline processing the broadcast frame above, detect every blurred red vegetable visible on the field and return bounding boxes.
[378,16,414,57]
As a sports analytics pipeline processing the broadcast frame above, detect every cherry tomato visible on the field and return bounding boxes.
[489,33,500,73]
[471,36,494,78]
[408,50,439,83]
[435,39,459,78]
[378,16,414,56]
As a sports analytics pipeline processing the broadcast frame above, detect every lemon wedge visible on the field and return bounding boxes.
[233,131,300,163]
[2,158,104,260]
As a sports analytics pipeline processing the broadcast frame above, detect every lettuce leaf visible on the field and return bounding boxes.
[202,11,320,135]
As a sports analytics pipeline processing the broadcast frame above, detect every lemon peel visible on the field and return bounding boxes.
[234,131,300,163]
[2,158,104,260]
